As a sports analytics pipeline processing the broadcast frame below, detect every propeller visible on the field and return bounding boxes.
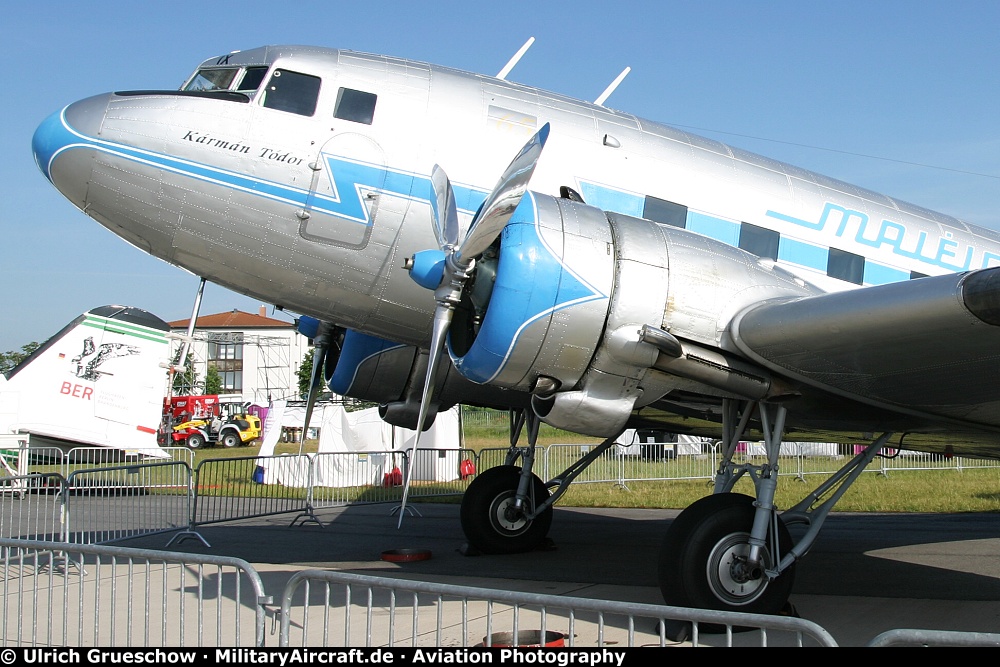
[397,123,550,526]
[299,323,331,456]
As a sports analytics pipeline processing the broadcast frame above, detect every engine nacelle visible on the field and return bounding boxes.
[445,192,818,437]
[325,329,415,404]
[323,329,529,430]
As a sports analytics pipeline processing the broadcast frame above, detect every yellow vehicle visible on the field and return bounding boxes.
[163,394,262,449]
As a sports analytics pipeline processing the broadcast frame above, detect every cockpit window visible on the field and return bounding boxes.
[334,88,377,125]
[260,69,321,116]
[236,67,268,93]
[184,68,239,92]
[182,66,268,96]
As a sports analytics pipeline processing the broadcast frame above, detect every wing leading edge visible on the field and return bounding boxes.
[728,267,1000,434]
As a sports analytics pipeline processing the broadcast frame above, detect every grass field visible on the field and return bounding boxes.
[163,419,1000,514]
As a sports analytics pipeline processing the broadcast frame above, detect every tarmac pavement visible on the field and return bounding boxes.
[122,502,1000,647]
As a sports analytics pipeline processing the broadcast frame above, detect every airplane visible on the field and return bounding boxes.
[0,305,172,456]
[30,42,1000,628]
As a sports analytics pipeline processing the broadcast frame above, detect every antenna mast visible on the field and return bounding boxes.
[497,37,535,80]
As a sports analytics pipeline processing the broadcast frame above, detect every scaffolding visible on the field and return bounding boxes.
[167,331,301,405]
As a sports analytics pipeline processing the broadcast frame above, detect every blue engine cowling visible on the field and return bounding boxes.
[448,192,615,390]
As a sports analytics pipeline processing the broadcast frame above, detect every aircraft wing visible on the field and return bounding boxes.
[727,267,1000,432]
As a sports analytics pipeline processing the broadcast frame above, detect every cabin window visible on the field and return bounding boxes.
[334,88,377,125]
[910,270,928,280]
[828,248,865,285]
[739,223,779,260]
[643,196,687,228]
[184,68,239,92]
[261,69,321,116]
[236,67,268,94]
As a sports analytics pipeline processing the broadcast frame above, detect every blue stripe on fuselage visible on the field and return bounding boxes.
[45,109,489,225]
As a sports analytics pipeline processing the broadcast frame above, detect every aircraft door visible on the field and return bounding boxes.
[300,133,388,249]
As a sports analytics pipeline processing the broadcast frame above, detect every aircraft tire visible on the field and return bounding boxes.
[221,432,240,448]
[658,493,795,638]
[460,465,552,555]
[186,433,206,450]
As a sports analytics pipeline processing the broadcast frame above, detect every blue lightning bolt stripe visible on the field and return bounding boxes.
[314,155,488,223]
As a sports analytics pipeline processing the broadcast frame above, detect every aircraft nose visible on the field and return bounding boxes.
[32,94,112,206]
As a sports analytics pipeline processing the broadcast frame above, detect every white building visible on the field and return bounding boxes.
[169,307,312,405]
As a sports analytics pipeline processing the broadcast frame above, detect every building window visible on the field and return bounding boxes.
[739,223,779,260]
[828,248,865,285]
[643,196,687,228]
[208,337,243,392]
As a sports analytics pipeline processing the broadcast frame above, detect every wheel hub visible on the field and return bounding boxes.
[490,493,530,535]
[706,531,770,606]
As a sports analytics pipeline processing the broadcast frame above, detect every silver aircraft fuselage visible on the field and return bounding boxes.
[32,45,1000,450]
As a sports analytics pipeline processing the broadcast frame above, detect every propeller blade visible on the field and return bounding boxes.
[457,123,550,263]
[397,303,453,527]
[299,326,329,456]
[429,165,459,249]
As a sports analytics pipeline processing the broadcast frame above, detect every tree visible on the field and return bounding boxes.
[204,364,223,395]
[297,351,314,399]
[0,342,40,375]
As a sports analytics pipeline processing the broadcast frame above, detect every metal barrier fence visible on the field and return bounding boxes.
[545,443,717,487]
[730,442,1000,482]
[0,538,268,647]
[4,443,194,479]
[193,455,312,526]
[61,446,194,474]
[5,536,1000,648]
[64,461,194,545]
[867,628,1000,647]
[3,440,998,554]
[306,448,476,514]
[277,569,839,647]
[0,474,65,542]
[477,447,515,473]
[0,435,30,478]
[306,450,407,512]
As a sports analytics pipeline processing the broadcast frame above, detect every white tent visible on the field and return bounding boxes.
[257,404,463,488]
[741,441,839,457]
[614,430,708,457]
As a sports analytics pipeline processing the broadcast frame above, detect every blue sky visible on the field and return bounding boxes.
[2,1,998,350]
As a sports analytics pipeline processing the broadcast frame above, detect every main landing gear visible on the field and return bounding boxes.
[460,408,620,555]
[659,398,892,638]
[460,464,552,554]
[659,492,794,615]
[461,410,552,554]
[460,399,893,637]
